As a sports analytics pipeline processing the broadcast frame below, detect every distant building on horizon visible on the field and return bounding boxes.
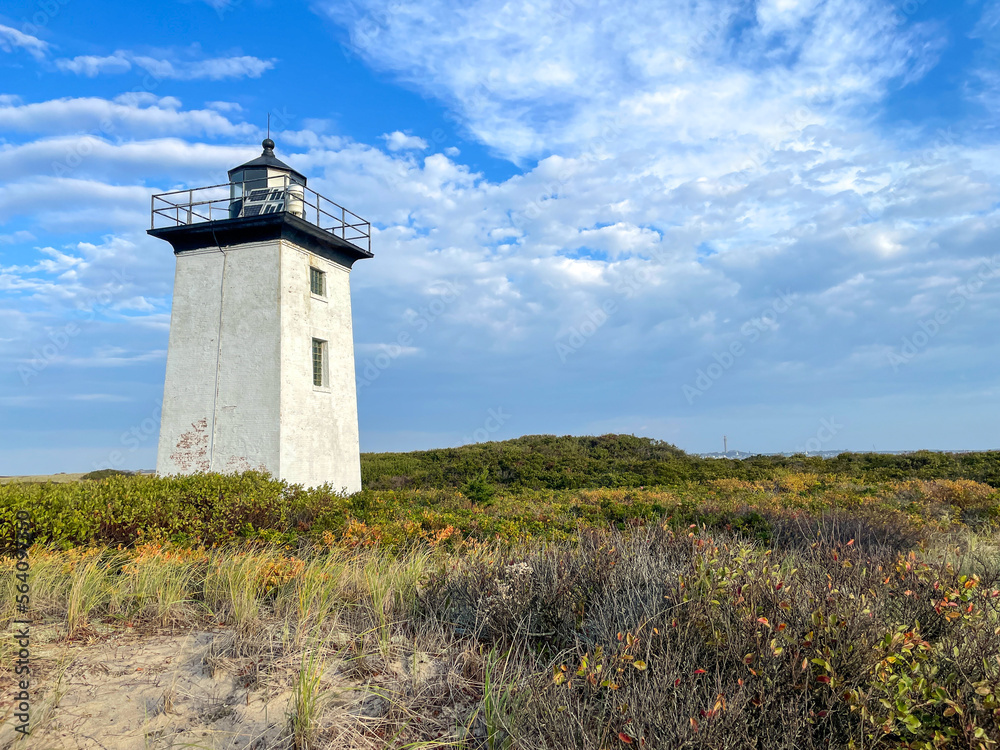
[148,138,372,491]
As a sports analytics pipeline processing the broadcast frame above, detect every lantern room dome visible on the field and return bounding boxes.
[228,139,307,186]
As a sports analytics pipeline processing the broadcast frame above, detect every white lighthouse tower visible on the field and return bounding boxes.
[149,138,372,492]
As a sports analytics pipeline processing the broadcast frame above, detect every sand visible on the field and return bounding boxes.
[0,623,479,750]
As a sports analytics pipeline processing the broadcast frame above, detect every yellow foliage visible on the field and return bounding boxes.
[921,479,996,509]
[341,519,384,548]
[708,479,758,494]
[772,473,821,494]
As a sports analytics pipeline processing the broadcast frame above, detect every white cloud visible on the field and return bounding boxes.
[0,95,256,138]
[382,131,430,151]
[68,393,131,402]
[756,0,823,33]
[66,347,167,367]
[320,0,941,164]
[206,100,243,113]
[1,1,998,454]
[132,54,276,81]
[0,24,49,60]
[356,343,420,356]
[0,26,272,85]
[0,230,35,245]
[55,53,132,76]
[50,48,275,81]
[0,136,252,187]
[968,0,1000,114]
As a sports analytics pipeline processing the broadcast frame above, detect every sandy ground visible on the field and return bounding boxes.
[0,627,291,749]
[0,623,478,750]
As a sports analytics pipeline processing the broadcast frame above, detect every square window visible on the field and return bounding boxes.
[310,267,326,296]
[312,338,327,387]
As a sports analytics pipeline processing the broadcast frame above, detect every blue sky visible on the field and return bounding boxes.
[1,0,998,474]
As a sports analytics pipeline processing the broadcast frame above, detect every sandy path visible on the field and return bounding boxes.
[1,628,295,750]
[1,624,474,750]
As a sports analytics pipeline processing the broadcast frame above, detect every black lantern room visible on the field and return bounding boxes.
[228,138,309,220]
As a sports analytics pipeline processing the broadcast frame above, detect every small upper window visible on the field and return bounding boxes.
[310,267,326,296]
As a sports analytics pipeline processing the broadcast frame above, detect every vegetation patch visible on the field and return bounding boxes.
[2,436,1000,747]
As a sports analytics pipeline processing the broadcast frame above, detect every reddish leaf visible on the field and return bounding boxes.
[619,732,634,744]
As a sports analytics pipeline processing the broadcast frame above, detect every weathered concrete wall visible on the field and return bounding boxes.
[212,243,282,472]
[157,237,362,492]
[156,242,281,475]
[157,249,224,475]
[278,241,362,493]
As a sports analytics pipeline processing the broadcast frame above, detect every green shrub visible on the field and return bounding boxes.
[463,470,497,505]
[0,466,996,552]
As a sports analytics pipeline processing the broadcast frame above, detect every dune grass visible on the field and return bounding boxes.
[1,512,999,748]
[2,449,999,747]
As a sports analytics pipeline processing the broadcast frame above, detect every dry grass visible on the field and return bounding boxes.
[1,521,999,749]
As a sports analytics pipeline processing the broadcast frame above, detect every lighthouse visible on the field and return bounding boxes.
[149,139,372,492]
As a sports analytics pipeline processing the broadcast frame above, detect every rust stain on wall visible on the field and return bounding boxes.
[171,418,210,472]
[224,455,253,472]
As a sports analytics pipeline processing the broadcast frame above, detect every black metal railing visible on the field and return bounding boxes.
[151,178,371,253]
